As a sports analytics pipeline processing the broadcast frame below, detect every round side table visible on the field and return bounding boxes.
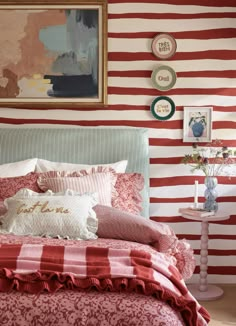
[181,212,230,301]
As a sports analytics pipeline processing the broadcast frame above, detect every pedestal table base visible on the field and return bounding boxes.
[188,284,224,301]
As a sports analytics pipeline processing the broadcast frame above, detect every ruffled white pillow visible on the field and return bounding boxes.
[0,189,98,240]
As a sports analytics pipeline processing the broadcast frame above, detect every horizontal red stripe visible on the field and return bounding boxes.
[177,234,236,240]
[152,215,236,226]
[0,118,181,129]
[108,50,236,61]
[194,249,236,256]
[0,105,107,111]
[0,103,151,111]
[194,266,236,275]
[109,29,236,40]
[177,71,236,78]
[150,176,236,187]
[109,70,236,79]
[150,197,197,204]
[150,157,185,164]
[108,12,236,20]
[99,104,150,110]
[0,104,235,113]
[151,216,236,225]
[150,157,236,164]
[108,0,236,6]
[214,121,236,129]
[108,87,236,97]
[149,138,236,147]
[150,196,236,204]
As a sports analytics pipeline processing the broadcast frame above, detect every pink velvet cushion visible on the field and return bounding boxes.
[95,205,196,280]
[112,173,144,214]
[37,167,117,207]
[0,172,43,202]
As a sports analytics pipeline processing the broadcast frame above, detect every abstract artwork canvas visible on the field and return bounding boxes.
[0,0,107,108]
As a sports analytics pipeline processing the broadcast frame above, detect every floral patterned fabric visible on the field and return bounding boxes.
[0,235,186,326]
[0,172,43,202]
[0,290,186,326]
[112,173,144,214]
[0,235,209,326]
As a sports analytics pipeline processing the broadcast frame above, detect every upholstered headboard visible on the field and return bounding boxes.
[0,127,150,217]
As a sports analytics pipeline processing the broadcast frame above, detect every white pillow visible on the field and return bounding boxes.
[0,158,37,177]
[0,189,98,240]
[35,158,128,173]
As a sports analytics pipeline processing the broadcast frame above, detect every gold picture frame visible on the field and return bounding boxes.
[0,0,107,109]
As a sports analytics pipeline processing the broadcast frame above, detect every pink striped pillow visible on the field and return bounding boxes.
[37,167,117,207]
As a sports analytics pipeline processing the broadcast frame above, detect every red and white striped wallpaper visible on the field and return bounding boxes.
[0,0,235,283]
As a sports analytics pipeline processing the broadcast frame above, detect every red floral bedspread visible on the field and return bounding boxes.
[0,236,209,326]
[0,290,186,326]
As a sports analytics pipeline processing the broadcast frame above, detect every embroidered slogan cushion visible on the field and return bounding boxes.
[0,189,98,240]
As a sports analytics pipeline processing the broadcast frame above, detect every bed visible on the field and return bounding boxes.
[0,127,210,326]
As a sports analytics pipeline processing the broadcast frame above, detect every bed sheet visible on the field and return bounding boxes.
[0,235,209,326]
[0,289,186,326]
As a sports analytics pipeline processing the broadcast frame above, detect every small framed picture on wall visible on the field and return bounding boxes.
[183,107,213,142]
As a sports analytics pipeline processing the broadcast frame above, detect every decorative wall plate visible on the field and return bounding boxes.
[150,96,175,120]
[151,33,177,60]
[151,65,177,91]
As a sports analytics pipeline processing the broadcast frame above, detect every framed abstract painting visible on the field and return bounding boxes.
[0,0,107,109]
[183,107,213,142]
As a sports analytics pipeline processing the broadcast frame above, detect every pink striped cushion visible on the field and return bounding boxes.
[37,167,117,207]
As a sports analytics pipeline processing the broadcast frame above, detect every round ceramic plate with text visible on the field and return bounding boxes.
[151,33,177,60]
[150,96,176,120]
[151,65,177,91]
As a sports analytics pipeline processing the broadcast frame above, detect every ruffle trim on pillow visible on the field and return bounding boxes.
[37,167,118,199]
[38,166,116,178]
[173,239,196,280]
[112,173,144,214]
[0,269,210,326]
[154,235,196,280]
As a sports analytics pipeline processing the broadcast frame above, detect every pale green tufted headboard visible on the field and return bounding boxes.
[0,127,150,217]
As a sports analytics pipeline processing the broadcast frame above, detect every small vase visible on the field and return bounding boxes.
[203,177,218,212]
[191,122,205,138]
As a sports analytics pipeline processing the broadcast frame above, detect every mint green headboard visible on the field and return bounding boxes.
[0,127,150,217]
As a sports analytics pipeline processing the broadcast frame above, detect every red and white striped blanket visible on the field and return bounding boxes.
[0,243,210,326]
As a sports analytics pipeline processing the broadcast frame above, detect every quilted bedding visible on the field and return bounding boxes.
[0,235,210,326]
